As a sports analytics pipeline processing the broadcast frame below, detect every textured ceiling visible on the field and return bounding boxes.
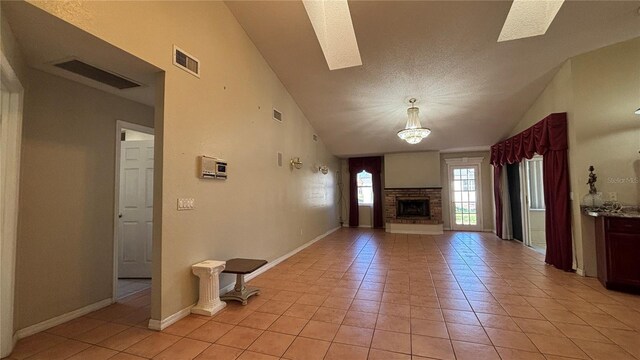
[226,1,640,157]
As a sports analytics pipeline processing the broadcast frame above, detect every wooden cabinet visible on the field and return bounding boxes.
[595,216,640,293]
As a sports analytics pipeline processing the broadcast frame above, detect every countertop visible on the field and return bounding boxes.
[582,205,640,218]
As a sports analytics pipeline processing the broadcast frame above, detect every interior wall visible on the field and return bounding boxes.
[0,12,27,354]
[15,68,154,330]
[508,37,640,276]
[384,151,441,188]
[25,1,340,320]
[440,151,494,231]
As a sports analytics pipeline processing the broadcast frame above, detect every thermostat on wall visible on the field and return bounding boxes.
[200,156,227,180]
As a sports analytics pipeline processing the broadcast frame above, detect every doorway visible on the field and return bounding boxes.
[114,121,154,300]
[447,158,484,231]
[522,156,546,253]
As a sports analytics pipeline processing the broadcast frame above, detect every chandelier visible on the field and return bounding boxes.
[397,98,431,144]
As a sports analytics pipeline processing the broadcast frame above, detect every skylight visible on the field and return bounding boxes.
[303,0,362,70]
[498,0,564,42]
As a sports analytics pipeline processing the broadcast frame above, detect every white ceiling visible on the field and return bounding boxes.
[3,2,159,106]
[226,1,640,157]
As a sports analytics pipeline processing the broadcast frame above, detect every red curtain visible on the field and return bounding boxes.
[490,113,573,271]
[348,157,383,228]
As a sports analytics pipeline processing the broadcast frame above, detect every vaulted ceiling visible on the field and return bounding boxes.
[226,1,640,157]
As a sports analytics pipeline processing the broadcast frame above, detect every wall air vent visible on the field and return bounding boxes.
[173,45,200,77]
[273,108,283,122]
[53,60,141,89]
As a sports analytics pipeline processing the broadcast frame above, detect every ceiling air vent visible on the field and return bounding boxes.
[273,108,283,122]
[53,60,141,89]
[173,45,200,77]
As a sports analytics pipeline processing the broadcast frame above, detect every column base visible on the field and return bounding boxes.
[191,301,226,316]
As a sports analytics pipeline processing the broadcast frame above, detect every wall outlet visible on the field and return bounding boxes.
[177,198,195,210]
[608,192,617,201]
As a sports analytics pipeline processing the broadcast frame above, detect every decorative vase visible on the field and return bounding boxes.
[582,192,604,208]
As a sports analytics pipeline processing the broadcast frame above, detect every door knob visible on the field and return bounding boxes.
[118,213,123,218]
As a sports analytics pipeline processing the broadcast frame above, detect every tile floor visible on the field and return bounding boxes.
[117,279,152,300]
[7,229,640,359]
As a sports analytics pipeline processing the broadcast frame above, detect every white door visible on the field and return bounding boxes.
[118,140,154,278]
[524,156,546,252]
[449,164,483,231]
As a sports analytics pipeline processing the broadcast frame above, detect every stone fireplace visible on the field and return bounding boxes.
[385,188,443,234]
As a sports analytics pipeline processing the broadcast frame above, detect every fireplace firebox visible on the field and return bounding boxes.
[396,198,430,219]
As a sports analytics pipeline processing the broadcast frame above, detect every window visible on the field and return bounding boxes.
[357,171,373,205]
[527,157,545,210]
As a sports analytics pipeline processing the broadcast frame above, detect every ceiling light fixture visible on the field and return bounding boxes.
[397,98,431,145]
[498,0,564,42]
[303,0,362,70]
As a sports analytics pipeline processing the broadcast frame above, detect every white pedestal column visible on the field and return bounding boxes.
[191,260,226,316]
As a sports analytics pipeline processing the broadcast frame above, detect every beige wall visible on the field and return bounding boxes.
[25,1,339,321]
[384,151,441,188]
[509,37,640,276]
[16,68,154,329]
[0,13,27,81]
[440,151,494,231]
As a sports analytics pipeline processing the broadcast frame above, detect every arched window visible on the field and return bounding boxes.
[357,170,373,205]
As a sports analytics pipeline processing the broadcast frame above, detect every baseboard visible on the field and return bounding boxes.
[15,298,112,339]
[148,303,195,331]
[221,225,341,294]
[358,225,372,228]
[153,226,342,330]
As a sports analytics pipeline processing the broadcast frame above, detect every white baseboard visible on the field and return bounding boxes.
[220,225,341,294]
[148,303,195,331]
[152,226,342,330]
[358,225,372,228]
[15,298,112,339]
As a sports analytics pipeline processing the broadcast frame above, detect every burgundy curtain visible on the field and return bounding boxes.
[348,157,383,228]
[490,113,573,271]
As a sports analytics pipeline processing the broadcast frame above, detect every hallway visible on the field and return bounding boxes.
[7,229,640,359]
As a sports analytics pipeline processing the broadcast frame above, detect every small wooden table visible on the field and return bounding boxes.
[220,258,267,305]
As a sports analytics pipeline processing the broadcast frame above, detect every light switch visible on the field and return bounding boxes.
[177,198,195,210]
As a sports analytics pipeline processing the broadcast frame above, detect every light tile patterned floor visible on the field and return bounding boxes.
[7,229,640,359]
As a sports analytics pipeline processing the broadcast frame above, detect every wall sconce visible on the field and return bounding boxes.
[318,165,329,175]
[290,157,303,169]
